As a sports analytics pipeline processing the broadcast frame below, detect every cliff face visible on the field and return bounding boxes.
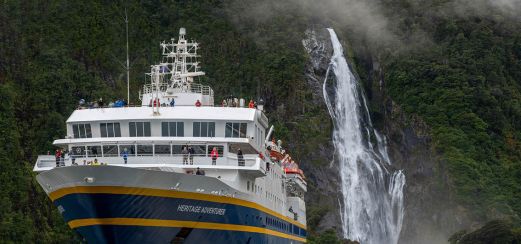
[301,27,481,243]
[300,28,343,233]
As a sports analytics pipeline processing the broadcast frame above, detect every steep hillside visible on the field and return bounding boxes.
[0,0,520,243]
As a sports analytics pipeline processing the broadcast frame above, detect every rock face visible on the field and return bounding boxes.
[301,27,476,243]
[301,28,343,233]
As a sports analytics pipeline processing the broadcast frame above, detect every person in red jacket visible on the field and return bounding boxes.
[195,100,202,107]
[248,99,255,108]
[210,147,219,165]
[55,149,62,167]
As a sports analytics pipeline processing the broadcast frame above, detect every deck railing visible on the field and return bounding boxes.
[35,154,259,169]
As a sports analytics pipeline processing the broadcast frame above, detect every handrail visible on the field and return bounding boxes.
[35,154,260,169]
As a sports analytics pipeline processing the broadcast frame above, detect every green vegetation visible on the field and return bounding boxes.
[1,0,520,242]
[449,220,521,244]
[383,5,521,222]
[0,0,327,241]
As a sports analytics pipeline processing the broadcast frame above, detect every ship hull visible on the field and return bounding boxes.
[37,166,306,243]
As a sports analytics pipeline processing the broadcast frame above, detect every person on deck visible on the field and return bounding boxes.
[55,149,61,167]
[195,100,202,107]
[222,99,227,107]
[188,146,195,165]
[237,148,244,166]
[121,148,128,164]
[210,147,219,165]
[60,149,65,166]
[182,146,189,165]
[248,100,255,108]
[170,98,175,107]
[196,167,203,175]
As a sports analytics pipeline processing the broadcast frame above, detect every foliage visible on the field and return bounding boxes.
[307,229,342,244]
[0,0,325,241]
[449,220,521,244]
[383,4,521,222]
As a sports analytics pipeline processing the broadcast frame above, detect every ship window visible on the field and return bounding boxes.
[193,122,215,137]
[72,124,92,138]
[206,145,224,157]
[225,123,248,138]
[129,122,151,137]
[172,145,184,154]
[71,146,86,156]
[87,146,101,157]
[119,145,135,156]
[162,122,184,137]
[192,145,206,156]
[155,145,171,155]
[137,145,153,156]
[102,145,118,156]
[100,123,121,137]
[247,181,250,191]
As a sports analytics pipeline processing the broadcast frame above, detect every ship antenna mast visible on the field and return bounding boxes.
[125,7,130,103]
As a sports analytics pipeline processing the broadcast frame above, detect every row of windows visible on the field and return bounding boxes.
[266,216,291,233]
[73,122,252,138]
[225,122,247,138]
[162,122,184,137]
[73,124,92,138]
[129,122,151,137]
[100,123,121,137]
[71,144,224,157]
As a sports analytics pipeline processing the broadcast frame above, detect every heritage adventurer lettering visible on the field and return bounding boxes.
[177,204,226,215]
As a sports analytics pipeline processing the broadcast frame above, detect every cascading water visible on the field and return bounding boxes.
[323,28,406,244]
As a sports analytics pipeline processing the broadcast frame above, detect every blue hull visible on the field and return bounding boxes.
[76,225,296,244]
[51,186,306,243]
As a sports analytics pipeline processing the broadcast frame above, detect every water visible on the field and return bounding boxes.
[323,28,406,244]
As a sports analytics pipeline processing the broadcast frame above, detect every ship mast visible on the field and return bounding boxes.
[159,27,205,91]
[143,28,212,107]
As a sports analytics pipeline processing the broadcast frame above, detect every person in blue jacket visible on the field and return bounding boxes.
[121,148,129,164]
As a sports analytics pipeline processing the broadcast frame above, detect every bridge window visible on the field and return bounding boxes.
[119,145,135,156]
[129,122,151,137]
[87,146,101,157]
[155,145,171,155]
[71,146,86,157]
[225,122,247,138]
[162,122,184,137]
[206,145,223,157]
[102,145,118,156]
[137,145,153,156]
[72,124,92,138]
[193,122,215,137]
[100,123,121,137]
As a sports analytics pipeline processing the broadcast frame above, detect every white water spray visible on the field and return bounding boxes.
[323,28,406,244]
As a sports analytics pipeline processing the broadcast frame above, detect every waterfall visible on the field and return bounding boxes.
[323,28,406,244]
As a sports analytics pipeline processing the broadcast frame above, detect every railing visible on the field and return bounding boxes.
[141,83,213,97]
[35,154,260,169]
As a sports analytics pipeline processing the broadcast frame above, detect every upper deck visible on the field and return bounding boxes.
[34,105,270,172]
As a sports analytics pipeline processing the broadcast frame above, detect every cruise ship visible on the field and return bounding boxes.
[33,28,307,243]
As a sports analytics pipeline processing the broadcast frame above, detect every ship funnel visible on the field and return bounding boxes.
[179,28,186,35]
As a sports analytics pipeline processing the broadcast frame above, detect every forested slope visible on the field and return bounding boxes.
[0,0,328,242]
[0,0,520,243]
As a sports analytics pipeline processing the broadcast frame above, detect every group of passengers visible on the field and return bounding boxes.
[80,158,104,166]
[54,149,66,167]
[149,98,176,107]
[54,149,105,167]
[78,98,127,109]
[181,146,196,165]
[220,97,257,109]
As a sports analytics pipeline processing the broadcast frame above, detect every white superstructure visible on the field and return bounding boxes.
[33,28,307,239]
